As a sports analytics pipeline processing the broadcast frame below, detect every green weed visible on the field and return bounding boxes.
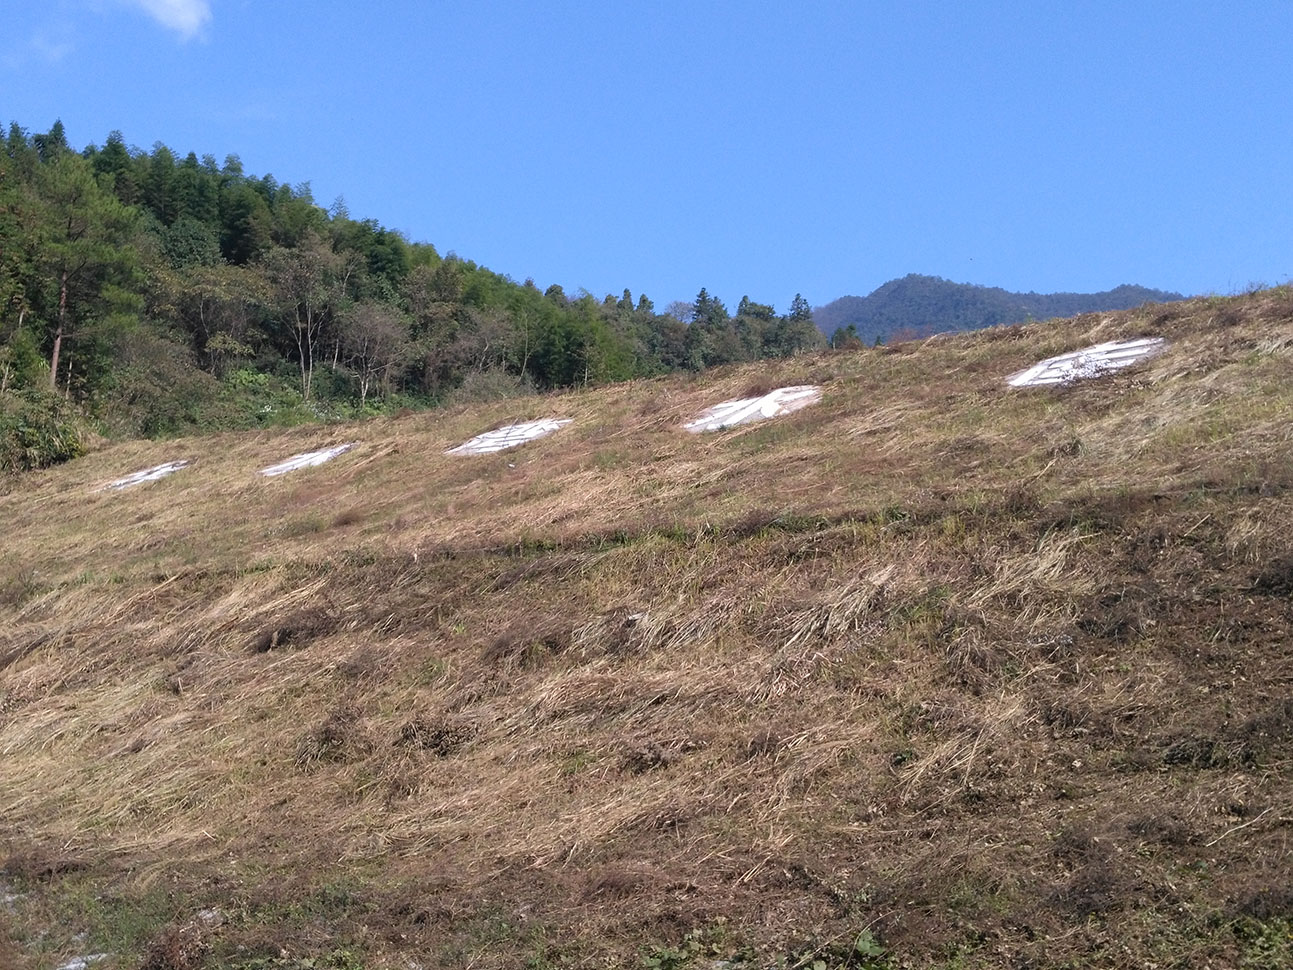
[230,949,367,970]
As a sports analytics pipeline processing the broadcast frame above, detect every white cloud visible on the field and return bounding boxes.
[124,0,212,40]
[31,32,76,63]
[2,28,75,71]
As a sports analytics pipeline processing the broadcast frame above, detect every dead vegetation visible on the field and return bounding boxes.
[2,289,1292,969]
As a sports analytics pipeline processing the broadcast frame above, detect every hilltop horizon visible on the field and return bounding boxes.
[2,118,1193,474]
[0,113,1258,323]
[814,274,1186,346]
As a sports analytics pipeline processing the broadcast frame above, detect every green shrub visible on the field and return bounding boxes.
[0,328,49,390]
[0,388,89,472]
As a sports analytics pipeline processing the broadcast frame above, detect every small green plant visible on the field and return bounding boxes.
[232,949,367,970]
[642,920,747,968]
[788,929,889,970]
[560,748,596,775]
[642,943,691,970]
[1233,916,1293,970]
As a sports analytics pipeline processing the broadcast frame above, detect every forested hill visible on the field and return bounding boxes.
[815,274,1185,346]
[1,120,823,470]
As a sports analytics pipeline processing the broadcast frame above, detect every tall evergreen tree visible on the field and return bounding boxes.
[29,149,138,390]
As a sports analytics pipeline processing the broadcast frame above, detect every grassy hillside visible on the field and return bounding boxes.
[2,289,1291,970]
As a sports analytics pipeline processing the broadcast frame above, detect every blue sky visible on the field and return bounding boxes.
[4,1,1291,311]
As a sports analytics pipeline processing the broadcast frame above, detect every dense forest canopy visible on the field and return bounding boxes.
[815,274,1185,348]
[1,120,823,468]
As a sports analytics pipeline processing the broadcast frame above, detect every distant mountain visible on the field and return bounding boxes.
[814,275,1185,345]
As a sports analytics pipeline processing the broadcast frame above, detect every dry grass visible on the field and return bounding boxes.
[2,289,1293,969]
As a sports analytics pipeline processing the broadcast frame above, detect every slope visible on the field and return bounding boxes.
[1,289,1291,970]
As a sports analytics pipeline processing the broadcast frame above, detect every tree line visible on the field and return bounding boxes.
[1,120,823,467]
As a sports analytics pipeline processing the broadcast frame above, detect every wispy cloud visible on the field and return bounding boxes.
[30,31,76,63]
[124,0,212,40]
[2,28,75,71]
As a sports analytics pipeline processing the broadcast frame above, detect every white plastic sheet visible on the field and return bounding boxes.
[259,443,356,477]
[98,460,191,491]
[1007,337,1166,387]
[684,385,823,433]
[446,419,573,455]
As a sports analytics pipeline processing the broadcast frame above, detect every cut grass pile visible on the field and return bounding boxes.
[2,288,1292,969]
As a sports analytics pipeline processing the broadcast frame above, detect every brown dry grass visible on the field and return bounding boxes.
[2,289,1293,969]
